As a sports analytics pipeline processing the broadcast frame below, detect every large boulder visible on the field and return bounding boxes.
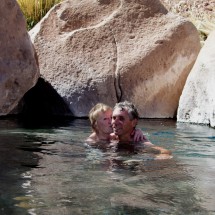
[0,0,39,116]
[177,31,215,127]
[30,0,200,117]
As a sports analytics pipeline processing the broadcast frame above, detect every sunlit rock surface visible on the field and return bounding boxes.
[0,0,39,116]
[177,31,215,127]
[30,0,200,117]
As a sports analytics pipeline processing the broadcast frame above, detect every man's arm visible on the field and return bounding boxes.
[144,141,172,155]
[138,141,173,160]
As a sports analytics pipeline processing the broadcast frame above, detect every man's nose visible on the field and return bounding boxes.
[111,117,117,124]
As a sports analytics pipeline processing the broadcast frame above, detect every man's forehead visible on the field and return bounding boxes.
[112,107,128,116]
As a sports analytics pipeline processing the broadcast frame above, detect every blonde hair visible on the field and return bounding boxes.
[89,103,112,131]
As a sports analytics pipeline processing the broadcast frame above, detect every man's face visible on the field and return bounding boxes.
[111,107,137,139]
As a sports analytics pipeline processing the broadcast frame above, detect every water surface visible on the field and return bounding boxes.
[0,118,215,215]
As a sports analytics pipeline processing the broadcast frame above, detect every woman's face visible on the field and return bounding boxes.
[96,110,113,134]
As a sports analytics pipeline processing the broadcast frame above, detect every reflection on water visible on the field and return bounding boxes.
[0,118,215,214]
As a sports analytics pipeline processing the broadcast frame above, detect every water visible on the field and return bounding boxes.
[0,118,215,215]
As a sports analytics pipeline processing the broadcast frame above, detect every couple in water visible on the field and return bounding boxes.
[86,101,172,158]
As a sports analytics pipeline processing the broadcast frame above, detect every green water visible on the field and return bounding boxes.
[0,118,215,215]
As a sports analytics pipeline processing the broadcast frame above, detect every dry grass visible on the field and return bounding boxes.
[17,0,215,42]
[17,0,61,30]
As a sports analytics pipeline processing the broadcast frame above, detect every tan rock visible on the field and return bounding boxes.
[177,30,215,127]
[30,0,200,117]
[0,0,40,116]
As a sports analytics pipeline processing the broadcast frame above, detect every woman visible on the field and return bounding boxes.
[86,103,147,143]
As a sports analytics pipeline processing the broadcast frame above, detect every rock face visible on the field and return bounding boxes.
[177,31,215,127]
[30,0,200,117]
[0,0,40,116]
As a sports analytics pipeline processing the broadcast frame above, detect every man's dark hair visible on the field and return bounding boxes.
[113,101,139,120]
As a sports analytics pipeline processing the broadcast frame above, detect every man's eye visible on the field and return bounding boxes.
[119,117,124,121]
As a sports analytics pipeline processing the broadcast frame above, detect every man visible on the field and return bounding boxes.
[86,103,147,144]
[111,101,172,156]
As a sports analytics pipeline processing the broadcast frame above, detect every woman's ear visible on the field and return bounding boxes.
[92,121,98,131]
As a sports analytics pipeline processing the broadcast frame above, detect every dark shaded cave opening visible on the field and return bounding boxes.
[18,77,73,121]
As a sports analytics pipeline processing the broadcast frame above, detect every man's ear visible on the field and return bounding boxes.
[132,119,138,128]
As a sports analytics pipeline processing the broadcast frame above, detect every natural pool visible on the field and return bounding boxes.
[0,118,215,215]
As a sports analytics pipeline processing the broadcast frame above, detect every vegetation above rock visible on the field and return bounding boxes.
[17,0,61,30]
[17,0,214,43]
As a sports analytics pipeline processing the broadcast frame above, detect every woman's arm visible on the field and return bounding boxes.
[132,128,149,142]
